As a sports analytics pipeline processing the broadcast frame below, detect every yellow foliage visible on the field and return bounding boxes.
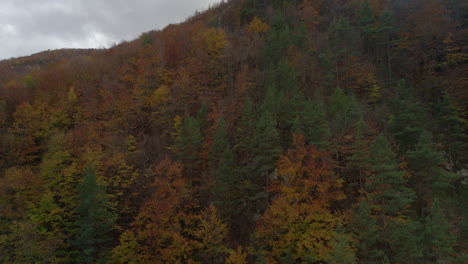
[204,28,228,59]
[148,85,170,108]
[226,246,248,264]
[246,16,270,34]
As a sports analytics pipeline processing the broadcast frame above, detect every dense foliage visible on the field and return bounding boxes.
[0,0,467,263]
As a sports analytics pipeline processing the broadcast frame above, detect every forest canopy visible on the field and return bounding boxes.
[0,0,467,263]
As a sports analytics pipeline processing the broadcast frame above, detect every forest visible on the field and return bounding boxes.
[0,0,467,263]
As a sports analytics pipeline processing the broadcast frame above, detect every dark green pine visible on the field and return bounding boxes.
[74,165,115,264]
[366,134,415,216]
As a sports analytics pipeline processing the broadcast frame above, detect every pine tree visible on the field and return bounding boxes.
[366,135,415,216]
[387,219,424,263]
[423,199,455,263]
[389,80,426,152]
[433,94,467,169]
[295,100,331,149]
[237,97,256,157]
[359,0,376,56]
[407,131,457,207]
[197,102,209,135]
[329,87,360,139]
[212,146,243,222]
[350,120,371,192]
[74,165,116,263]
[174,115,202,170]
[210,116,229,168]
[328,223,357,264]
[350,200,384,264]
[244,109,281,215]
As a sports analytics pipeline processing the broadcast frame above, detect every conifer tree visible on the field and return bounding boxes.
[294,100,331,149]
[433,94,467,169]
[366,135,415,216]
[389,80,426,152]
[174,115,202,170]
[329,87,360,139]
[359,0,376,56]
[74,165,116,263]
[407,131,456,207]
[423,199,455,263]
[244,109,281,214]
[210,116,229,168]
[387,219,424,263]
[328,223,357,264]
[350,200,384,264]
[212,146,242,222]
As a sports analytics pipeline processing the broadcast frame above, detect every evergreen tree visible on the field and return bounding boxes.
[387,219,424,263]
[211,146,243,223]
[359,0,376,56]
[74,165,116,263]
[366,135,415,216]
[433,94,467,169]
[174,115,202,170]
[389,80,426,152]
[294,99,331,149]
[197,102,209,135]
[210,116,229,168]
[328,223,357,264]
[244,109,281,214]
[328,18,357,85]
[237,97,256,157]
[423,199,455,263]
[329,87,360,139]
[350,200,384,264]
[407,131,457,208]
[350,118,371,192]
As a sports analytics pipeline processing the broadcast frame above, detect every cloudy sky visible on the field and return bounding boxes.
[0,0,220,60]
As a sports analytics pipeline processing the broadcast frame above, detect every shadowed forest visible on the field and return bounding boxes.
[0,0,467,263]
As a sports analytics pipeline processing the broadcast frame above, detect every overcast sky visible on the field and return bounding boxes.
[0,0,220,60]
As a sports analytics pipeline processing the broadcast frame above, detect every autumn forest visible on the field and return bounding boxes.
[0,0,467,263]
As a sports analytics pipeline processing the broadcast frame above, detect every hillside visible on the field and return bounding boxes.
[0,0,467,263]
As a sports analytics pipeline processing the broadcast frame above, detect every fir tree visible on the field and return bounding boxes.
[74,165,116,263]
[294,99,331,149]
[433,94,467,169]
[423,199,455,263]
[174,115,202,170]
[389,80,426,152]
[407,131,457,208]
[244,109,281,214]
[328,223,357,264]
[210,116,229,168]
[366,135,415,216]
[350,200,384,264]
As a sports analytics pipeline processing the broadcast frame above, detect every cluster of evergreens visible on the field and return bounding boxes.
[0,0,466,263]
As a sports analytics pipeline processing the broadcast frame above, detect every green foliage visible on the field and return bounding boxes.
[350,200,384,264]
[211,146,243,222]
[407,131,457,205]
[366,135,415,216]
[389,80,427,152]
[294,99,331,149]
[210,116,229,167]
[174,115,202,169]
[74,165,116,263]
[329,87,361,139]
[423,199,456,263]
[0,0,465,262]
[387,219,424,263]
[433,94,467,168]
[328,223,357,264]
[328,17,357,85]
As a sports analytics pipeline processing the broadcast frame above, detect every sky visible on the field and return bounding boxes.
[0,0,220,60]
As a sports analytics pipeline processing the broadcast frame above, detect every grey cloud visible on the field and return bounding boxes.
[0,0,219,60]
